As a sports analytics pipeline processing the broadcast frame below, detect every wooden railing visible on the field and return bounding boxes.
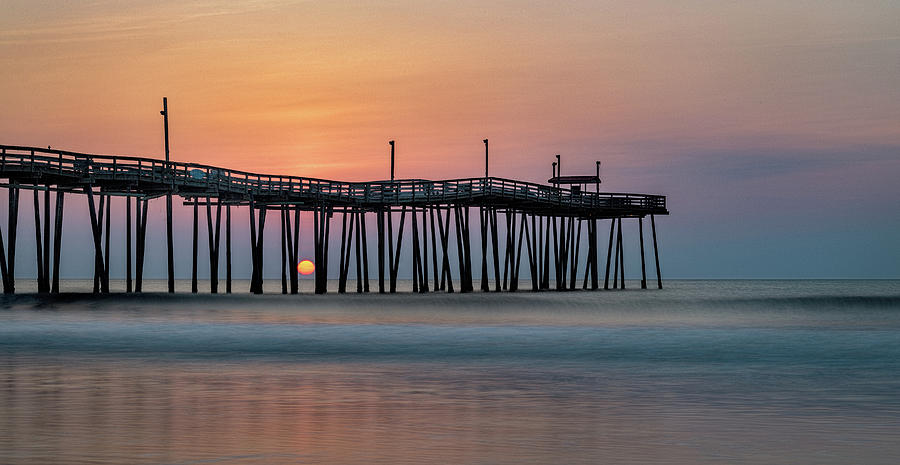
[0,145,666,213]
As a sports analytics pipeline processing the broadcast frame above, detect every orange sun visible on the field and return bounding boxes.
[297,260,315,275]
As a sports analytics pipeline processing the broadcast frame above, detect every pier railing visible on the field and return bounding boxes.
[0,145,666,215]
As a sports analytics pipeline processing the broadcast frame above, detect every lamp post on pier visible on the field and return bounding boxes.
[483,139,489,178]
[389,140,395,182]
[161,97,174,293]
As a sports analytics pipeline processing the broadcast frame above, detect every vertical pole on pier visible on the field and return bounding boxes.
[490,209,500,292]
[192,198,199,294]
[484,139,489,178]
[639,217,647,289]
[32,189,45,292]
[377,210,385,293]
[162,98,175,294]
[226,205,232,294]
[453,207,466,292]
[52,191,64,293]
[389,140,395,182]
[360,211,369,293]
[605,218,614,290]
[651,214,662,289]
[126,194,132,293]
[617,218,625,289]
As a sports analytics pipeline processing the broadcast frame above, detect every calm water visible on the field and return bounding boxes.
[2,280,899,464]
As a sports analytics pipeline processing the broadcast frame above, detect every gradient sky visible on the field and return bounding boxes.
[2,0,899,279]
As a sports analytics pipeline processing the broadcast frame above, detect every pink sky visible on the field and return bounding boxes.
[2,0,898,277]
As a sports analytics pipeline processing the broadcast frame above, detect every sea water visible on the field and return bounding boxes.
[1,280,899,464]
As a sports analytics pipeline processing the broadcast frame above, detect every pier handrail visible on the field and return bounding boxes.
[0,144,666,215]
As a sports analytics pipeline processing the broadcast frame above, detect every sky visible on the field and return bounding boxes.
[1,0,899,280]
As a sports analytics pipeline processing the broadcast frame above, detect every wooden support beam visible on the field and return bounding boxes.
[85,187,103,295]
[166,193,174,293]
[226,205,232,293]
[355,211,363,293]
[43,188,50,292]
[511,212,525,292]
[126,194,132,293]
[281,206,288,295]
[338,210,348,293]
[192,197,199,294]
[0,193,9,294]
[612,218,620,289]
[429,207,439,291]
[360,211,369,293]
[542,216,551,290]
[651,214,662,289]
[207,198,221,294]
[524,213,537,291]
[103,194,110,293]
[639,217,647,289]
[591,219,599,290]
[420,208,428,293]
[437,207,453,293]
[51,190,64,293]
[605,218,615,290]
[390,206,406,293]
[377,210,385,293]
[412,207,420,293]
[618,217,625,289]
[314,206,323,294]
[571,218,581,290]
[461,206,474,293]
[480,207,488,292]
[292,206,300,294]
[502,210,513,291]
[6,185,18,294]
[552,216,561,290]
[135,198,147,292]
[32,189,45,292]
[490,208,500,292]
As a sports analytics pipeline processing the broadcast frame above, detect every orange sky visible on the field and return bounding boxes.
[3,1,897,183]
[2,0,899,277]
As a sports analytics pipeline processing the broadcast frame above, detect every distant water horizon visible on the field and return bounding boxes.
[2,280,899,464]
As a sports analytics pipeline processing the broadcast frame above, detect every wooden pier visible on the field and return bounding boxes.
[0,144,668,295]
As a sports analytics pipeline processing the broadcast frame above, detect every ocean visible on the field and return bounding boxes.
[1,280,899,464]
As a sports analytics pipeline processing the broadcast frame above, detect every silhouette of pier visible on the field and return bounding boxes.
[0,143,667,295]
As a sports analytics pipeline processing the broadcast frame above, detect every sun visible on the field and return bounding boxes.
[297,260,315,275]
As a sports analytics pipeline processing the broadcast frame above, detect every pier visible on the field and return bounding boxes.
[0,143,667,295]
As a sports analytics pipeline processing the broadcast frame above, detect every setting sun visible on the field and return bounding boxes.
[297,260,315,276]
